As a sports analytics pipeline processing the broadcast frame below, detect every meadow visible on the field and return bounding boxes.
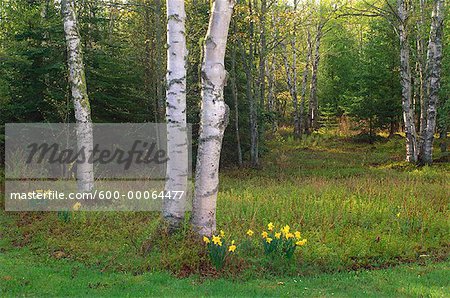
[1,132,449,295]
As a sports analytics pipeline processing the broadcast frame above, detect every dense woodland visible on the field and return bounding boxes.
[1,0,448,161]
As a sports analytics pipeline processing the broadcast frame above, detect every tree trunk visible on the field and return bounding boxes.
[417,0,427,143]
[266,54,276,132]
[154,0,165,121]
[191,0,234,236]
[308,24,322,132]
[398,0,418,163]
[258,0,267,142]
[230,28,243,167]
[163,0,189,230]
[248,0,259,168]
[61,0,94,193]
[282,41,299,139]
[300,29,312,135]
[419,0,444,165]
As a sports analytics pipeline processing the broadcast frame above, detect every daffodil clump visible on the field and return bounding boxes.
[259,223,307,259]
[203,230,237,270]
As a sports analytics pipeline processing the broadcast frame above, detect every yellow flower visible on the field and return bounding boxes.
[282,225,290,235]
[266,237,273,244]
[267,222,274,231]
[220,230,225,237]
[231,240,235,245]
[396,212,401,218]
[294,231,301,239]
[275,232,281,239]
[228,244,236,252]
[72,202,81,211]
[212,235,222,246]
[203,236,210,244]
[261,231,268,238]
[285,232,294,239]
[246,229,254,236]
[296,239,307,246]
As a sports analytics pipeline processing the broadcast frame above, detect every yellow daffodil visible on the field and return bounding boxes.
[285,232,294,239]
[220,230,225,237]
[266,237,273,244]
[282,225,290,235]
[203,236,210,244]
[72,202,81,211]
[261,231,268,238]
[296,239,307,246]
[228,244,236,252]
[294,231,301,239]
[212,235,222,246]
[275,232,281,239]
[267,222,274,231]
[246,229,254,236]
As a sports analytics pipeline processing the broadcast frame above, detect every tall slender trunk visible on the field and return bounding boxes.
[398,0,418,163]
[230,30,243,167]
[308,24,322,132]
[61,0,94,193]
[155,0,165,121]
[282,41,299,139]
[244,0,259,168]
[266,54,276,132]
[300,29,312,135]
[416,0,427,153]
[163,0,188,230]
[258,0,267,141]
[419,0,444,165]
[191,0,234,236]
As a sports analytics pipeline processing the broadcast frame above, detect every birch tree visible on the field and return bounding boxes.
[398,0,418,162]
[61,0,94,192]
[163,0,189,229]
[419,0,445,164]
[191,0,235,236]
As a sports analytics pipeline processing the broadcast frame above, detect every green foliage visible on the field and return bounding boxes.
[1,135,448,278]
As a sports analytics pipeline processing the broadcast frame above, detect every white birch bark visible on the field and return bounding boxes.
[61,0,94,192]
[420,0,445,164]
[191,0,235,236]
[163,0,188,229]
[398,0,418,162]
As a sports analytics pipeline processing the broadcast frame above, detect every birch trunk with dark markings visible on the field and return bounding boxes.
[191,0,234,236]
[61,0,94,193]
[163,0,188,229]
[419,0,444,165]
[398,0,418,162]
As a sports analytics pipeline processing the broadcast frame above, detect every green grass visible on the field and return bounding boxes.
[1,247,449,297]
[1,132,449,279]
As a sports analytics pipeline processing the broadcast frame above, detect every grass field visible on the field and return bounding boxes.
[1,132,449,295]
[1,247,449,297]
